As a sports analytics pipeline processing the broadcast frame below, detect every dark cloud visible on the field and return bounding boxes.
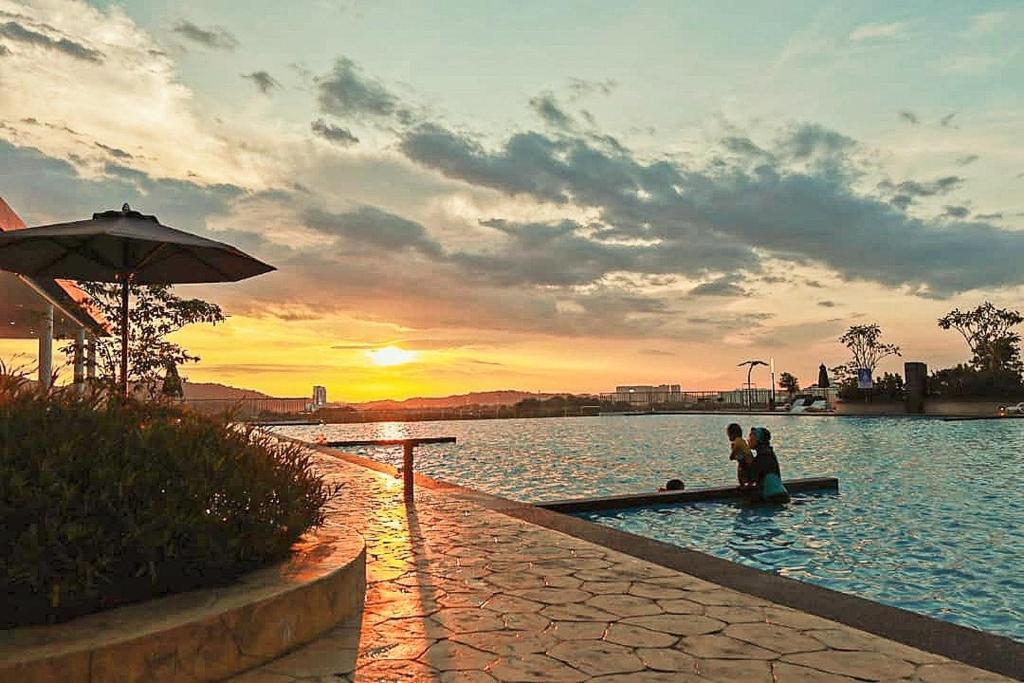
[805,279,824,288]
[315,57,406,120]
[171,20,238,50]
[310,118,359,146]
[303,206,443,257]
[940,113,957,128]
[941,205,970,219]
[689,275,749,297]
[975,212,1003,220]
[397,120,1024,297]
[242,70,280,94]
[94,142,132,160]
[529,92,573,129]
[879,175,964,209]
[898,110,919,125]
[0,21,102,62]
[0,44,9,56]
[955,154,979,166]
[817,300,836,307]
[0,142,244,238]
[567,77,617,99]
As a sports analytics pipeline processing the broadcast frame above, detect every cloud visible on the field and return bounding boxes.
[849,22,908,42]
[0,44,9,57]
[955,154,979,166]
[879,175,963,209]
[397,120,1024,297]
[817,300,836,307]
[94,141,133,160]
[0,3,256,186]
[690,275,749,298]
[639,348,675,356]
[941,205,970,219]
[975,212,1003,220]
[940,113,957,128]
[303,205,444,257]
[898,110,919,125]
[310,118,359,146]
[242,70,280,94]
[567,78,617,99]
[0,21,102,62]
[0,141,243,232]
[315,57,406,120]
[529,92,574,129]
[171,20,238,50]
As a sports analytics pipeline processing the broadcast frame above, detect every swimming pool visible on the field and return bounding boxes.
[277,414,1024,641]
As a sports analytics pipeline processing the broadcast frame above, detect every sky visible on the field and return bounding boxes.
[0,0,1022,401]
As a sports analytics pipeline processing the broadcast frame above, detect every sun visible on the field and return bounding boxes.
[366,345,418,367]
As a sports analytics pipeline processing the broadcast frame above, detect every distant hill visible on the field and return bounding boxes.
[182,381,272,400]
[353,390,567,410]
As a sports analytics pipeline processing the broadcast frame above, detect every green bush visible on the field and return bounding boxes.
[0,372,337,627]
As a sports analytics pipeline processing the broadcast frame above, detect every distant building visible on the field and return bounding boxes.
[610,384,682,405]
[719,388,773,406]
[312,385,327,408]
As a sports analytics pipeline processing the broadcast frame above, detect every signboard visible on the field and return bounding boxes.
[857,368,873,390]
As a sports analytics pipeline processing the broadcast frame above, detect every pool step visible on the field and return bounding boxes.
[538,477,839,513]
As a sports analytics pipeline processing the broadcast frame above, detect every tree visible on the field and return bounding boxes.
[778,372,800,394]
[938,302,1024,373]
[840,324,901,375]
[64,283,224,390]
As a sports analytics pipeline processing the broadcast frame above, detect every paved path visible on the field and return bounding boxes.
[232,450,1011,682]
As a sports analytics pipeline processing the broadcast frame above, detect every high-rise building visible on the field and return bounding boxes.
[312,385,327,408]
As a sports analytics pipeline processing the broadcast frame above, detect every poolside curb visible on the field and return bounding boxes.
[0,527,366,683]
[299,439,1024,681]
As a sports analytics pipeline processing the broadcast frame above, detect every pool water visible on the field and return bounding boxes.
[278,414,1024,641]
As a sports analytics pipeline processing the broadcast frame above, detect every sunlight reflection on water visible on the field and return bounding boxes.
[278,414,1024,641]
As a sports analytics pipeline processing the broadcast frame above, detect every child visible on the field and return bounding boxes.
[727,423,755,488]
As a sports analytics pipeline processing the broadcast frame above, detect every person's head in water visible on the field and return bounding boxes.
[726,423,742,441]
[748,426,772,450]
[665,479,685,491]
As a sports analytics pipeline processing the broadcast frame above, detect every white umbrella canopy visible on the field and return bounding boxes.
[0,204,275,395]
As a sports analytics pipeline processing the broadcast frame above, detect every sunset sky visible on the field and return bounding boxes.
[1,1,1022,401]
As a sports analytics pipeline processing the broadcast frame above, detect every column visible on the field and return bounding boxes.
[73,328,86,393]
[38,304,53,389]
[86,336,97,380]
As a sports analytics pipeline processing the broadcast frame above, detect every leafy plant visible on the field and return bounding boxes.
[62,282,224,390]
[0,371,337,626]
[938,301,1024,374]
[840,324,901,375]
[778,372,800,394]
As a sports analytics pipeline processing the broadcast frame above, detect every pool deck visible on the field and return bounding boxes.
[232,444,1020,682]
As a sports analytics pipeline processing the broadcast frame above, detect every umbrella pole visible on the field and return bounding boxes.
[120,278,129,398]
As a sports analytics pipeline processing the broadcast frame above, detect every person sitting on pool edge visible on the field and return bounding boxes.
[659,478,685,492]
[748,427,790,503]
[727,422,756,489]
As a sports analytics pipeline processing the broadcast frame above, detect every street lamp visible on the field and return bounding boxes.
[737,359,769,411]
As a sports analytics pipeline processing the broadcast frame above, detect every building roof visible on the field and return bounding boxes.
[0,198,110,339]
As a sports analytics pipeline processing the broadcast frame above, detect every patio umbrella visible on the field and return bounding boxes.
[0,204,274,395]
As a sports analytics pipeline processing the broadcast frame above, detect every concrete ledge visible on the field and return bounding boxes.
[307,443,1023,680]
[538,476,839,512]
[0,527,366,683]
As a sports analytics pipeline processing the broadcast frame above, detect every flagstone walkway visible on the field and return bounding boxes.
[231,450,1012,682]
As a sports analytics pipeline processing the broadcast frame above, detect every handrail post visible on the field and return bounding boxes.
[403,441,415,500]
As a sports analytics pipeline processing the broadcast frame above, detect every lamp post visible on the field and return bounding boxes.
[737,359,769,411]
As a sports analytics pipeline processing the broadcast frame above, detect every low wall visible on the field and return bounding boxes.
[835,399,1010,417]
[0,527,365,683]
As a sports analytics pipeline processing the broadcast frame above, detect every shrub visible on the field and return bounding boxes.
[0,371,337,627]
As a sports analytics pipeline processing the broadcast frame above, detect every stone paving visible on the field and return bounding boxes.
[231,450,1013,682]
